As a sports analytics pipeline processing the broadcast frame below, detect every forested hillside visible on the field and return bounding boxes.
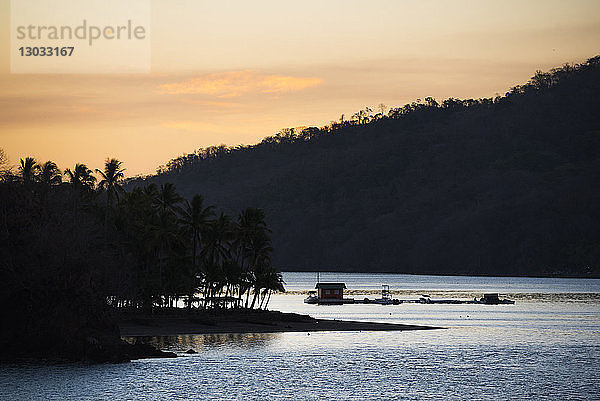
[136,57,600,277]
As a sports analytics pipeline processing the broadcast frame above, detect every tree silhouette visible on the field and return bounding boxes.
[179,194,215,309]
[148,208,183,306]
[233,208,272,307]
[156,182,183,213]
[0,148,8,176]
[200,212,232,308]
[249,233,274,309]
[65,163,96,191]
[96,158,126,209]
[3,153,286,361]
[19,157,39,185]
[260,266,285,309]
[38,161,62,187]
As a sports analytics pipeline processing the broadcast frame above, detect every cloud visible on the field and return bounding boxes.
[178,99,246,113]
[160,120,225,132]
[157,70,323,97]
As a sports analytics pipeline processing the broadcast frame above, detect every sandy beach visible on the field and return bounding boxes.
[119,310,440,337]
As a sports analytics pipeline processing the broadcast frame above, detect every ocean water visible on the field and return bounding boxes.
[1,273,599,400]
[282,271,600,293]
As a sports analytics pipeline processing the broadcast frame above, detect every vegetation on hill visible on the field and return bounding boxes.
[139,56,600,277]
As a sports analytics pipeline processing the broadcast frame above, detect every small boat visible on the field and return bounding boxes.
[304,290,319,304]
[418,294,432,304]
[476,293,515,305]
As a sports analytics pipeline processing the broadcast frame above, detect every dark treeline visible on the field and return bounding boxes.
[138,56,600,277]
[0,157,284,360]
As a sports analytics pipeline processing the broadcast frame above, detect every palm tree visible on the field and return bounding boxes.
[179,194,214,309]
[200,213,232,308]
[38,161,62,187]
[248,233,274,309]
[147,209,183,306]
[143,183,159,199]
[250,256,271,309]
[96,158,125,210]
[259,266,285,310]
[113,185,161,311]
[236,208,270,269]
[156,182,183,214]
[222,259,242,304]
[64,163,96,191]
[19,157,39,185]
[234,208,271,307]
[63,163,96,223]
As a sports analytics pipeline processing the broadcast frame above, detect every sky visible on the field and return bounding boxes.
[1,0,599,176]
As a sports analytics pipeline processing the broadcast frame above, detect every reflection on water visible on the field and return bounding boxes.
[1,274,599,400]
[123,333,280,353]
[285,289,600,303]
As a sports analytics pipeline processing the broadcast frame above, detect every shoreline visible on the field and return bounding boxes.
[280,270,600,279]
[119,310,440,337]
[282,291,600,302]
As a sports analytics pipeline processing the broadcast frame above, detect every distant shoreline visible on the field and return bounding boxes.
[280,270,600,279]
[119,310,439,337]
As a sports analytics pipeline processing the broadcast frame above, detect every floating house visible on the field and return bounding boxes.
[303,281,514,305]
[315,282,346,300]
[305,282,352,304]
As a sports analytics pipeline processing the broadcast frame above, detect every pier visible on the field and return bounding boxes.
[304,284,515,305]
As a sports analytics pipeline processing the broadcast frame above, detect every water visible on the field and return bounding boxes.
[281,271,600,293]
[1,273,599,400]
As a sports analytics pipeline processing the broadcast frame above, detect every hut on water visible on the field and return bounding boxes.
[315,283,346,301]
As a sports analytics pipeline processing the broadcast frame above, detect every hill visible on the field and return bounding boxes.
[133,57,600,277]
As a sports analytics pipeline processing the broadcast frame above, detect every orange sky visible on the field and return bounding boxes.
[1,0,599,176]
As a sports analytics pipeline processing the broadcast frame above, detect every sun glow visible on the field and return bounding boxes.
[1,0,599,175]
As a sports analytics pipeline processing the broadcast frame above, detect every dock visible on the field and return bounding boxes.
[305,283,514,306]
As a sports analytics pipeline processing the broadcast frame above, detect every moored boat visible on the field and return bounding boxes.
[476,293,515,304]
[304,291,319,304]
